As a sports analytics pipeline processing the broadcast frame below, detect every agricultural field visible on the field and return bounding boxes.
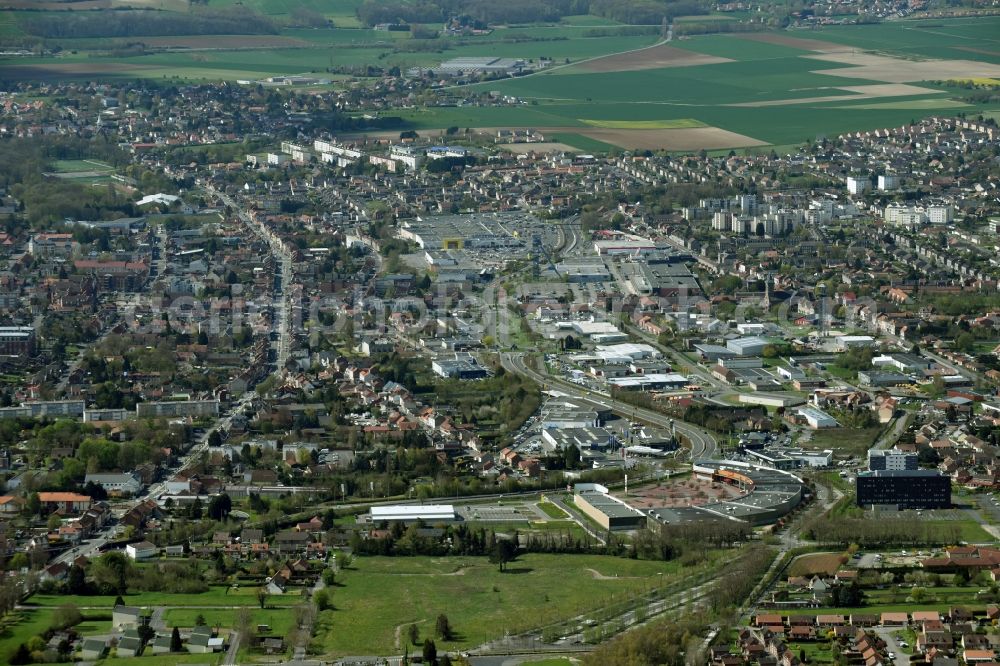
[450,16,1000,149]
[315,553,692,656]
[1,11,999,150]
[787,552,847,577]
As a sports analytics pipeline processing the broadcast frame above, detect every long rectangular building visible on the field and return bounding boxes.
[0,400,86,420]
[370,505,456,524]
[136,400,220,419]
[856,470,950,509]
[573,483,646,531]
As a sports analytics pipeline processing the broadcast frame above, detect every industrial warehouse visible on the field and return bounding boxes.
[367,505,458,524]
[573,483,648,531]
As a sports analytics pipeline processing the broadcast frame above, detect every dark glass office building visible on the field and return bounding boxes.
[856,470,951,509]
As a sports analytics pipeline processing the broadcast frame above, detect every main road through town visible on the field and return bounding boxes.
[500,352,718,460]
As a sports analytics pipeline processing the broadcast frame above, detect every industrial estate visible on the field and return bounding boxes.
[0,0,999,665]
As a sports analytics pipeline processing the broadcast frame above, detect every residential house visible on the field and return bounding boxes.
[273,530,311,554]
[117,629,144,657]
[188,625,224,653]
[112,605,144,630]
[79,638,107,660]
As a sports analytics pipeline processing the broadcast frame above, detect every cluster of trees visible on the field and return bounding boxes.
[348,518,742,564]
[706,545,775,613]
[357,0,589,26]
[834,346,875,374]
[425,155,477,173]
[582,609,711,665]
[14,419,181,493]
[288,6,331,27]
[674,19,771,35]
[680,403,769,435]
[9,606,79,665]
[432,369,541,436]
[802,516,966,547]
[355,0,718,26]
[62,553,209,596]
[0,136,136,230]
[590,0,705,24]
[349,522,518,558]
[829,404,877,429]
[20,9,278,38]
[631,521,751,562]
[830,582,864,607]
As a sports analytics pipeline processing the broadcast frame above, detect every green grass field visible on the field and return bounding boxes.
[580,118,707,129]
[921,520,995,543]
[0,609,56,663]
[833,98,972,110]
[50,159,113,173]
[2,13,999,149]
[27,585,301,608]
[317,554,690,656]
[803,18,1000,63]
[550,132,619,153]
[99,653,222,665]
[799,427,883,456]
[163,607,295,633]
[537,500,569,519]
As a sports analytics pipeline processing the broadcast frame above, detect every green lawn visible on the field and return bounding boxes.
[550,132,619,153]
[791,641,835,664]
[580,117,708,129]
[27,585,300,609]
[865,585,984,604]
[0,609,55,662]
[537,500,570,519]
[76,611,112,636]
[316,554,690,656]
[921,520,994,543]
[96,653,222,665]
[50,158,113,173]
[163,607,296,634]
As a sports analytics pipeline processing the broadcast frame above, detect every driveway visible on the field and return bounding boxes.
[874,628,910,666]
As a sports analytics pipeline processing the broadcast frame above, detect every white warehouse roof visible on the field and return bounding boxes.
[370,505,456,522]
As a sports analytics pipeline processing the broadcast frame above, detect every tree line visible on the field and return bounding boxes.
[357,0,589,26]
[802,516,966,547]
[20,8,279,39]
[355,0,715,27]
[590,0,706,24]
[581,546,773,665]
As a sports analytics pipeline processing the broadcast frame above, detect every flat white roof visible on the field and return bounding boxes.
[595,343,658,358]
[573,321,620,335]
[371,505,456,520]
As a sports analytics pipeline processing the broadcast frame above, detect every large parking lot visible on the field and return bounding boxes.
[456,502,546,522]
